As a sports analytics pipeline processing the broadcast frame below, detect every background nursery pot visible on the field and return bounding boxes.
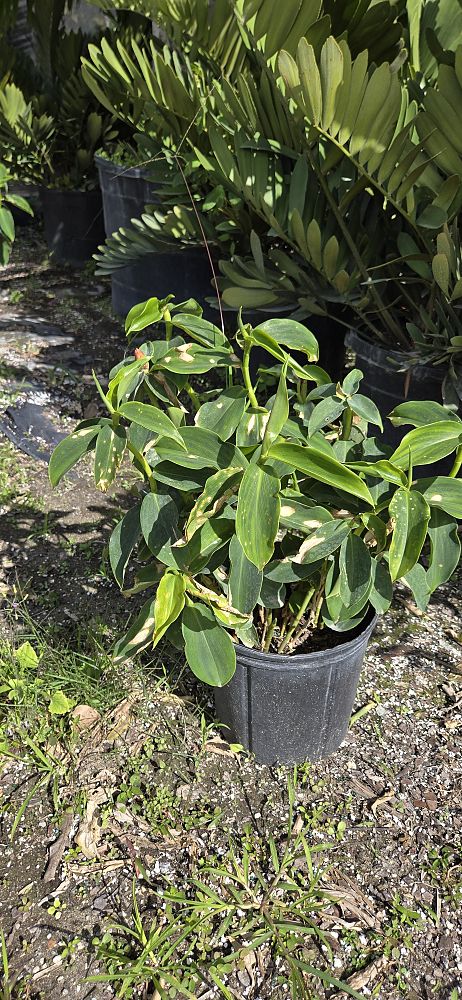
[96,154,213,317]
[347,331,454,450]
[40,187,105,266]
[215,613,377,765]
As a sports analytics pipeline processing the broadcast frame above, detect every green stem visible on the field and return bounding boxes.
[126,441,156,491]
[278,586,315,654]
[163,307,172,343]
[242,340,259,409]
[341,406,353,440]
[449,445,462,478]
[184,383,201,412]
[263,613,277,652]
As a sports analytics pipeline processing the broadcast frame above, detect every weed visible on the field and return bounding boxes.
[90,779,364,1000]
[424,845,462,909]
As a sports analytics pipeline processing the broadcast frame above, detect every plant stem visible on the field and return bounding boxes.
[449,445,462,478]
[163,307,172,343]
[242,340,259,408]
[263,614,277,652]
[278,586,315,654]
[341,406,353,440]
[185,383,201,412]
[126,441,156,491]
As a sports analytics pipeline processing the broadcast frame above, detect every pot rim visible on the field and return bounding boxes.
[233,609,378,669]
[94,152,152,180]
[346,329,445,378]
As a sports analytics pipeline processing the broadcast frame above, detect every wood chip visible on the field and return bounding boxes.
[371,789,396,816]
[345,954,388,990]
[43,811,74,883]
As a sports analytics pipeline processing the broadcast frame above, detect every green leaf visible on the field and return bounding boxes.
[388,487,430,581]
[248,329,319,381]
[296,38,322,125]
[236,464,281,570]
[268,442,375,506]
[389,421,462,469]
[171,313,228,348]
[262,367,289,456]
[161,517,233,573]
[308,396,344,436]
[295,518,352,564]
[432,252,450,296]
[416,475,462,518]
[14,641,38,670]
[0,206,14,242]
[174,427,247,471]
[229,535,263,614]
[125,297,162,336]
[196,387,247,441]
[236,409,268,447]
[140,493,179,555]
[150,462,209,493]
[339,534,373,616]
[153,571,185,647]
[320,36,344,131]
[186,467,242,539]
[49,425,100,486]
[417,204,447,229]
[155,343,232,374]
[402,562,430,613]
[49,691,73,716]
[347,460,407,487]
[342,369,363,395]
[348,394,383,430]
[182,603,236,687]
[279,494,333,533]
[252,318,319,360]
[113,598,156,664]
[369,560,393,614]
[119,402,186,448]
[426,507,461,593]
[109,504,142,588]
[388,401,460,427]
[94,424,127,491]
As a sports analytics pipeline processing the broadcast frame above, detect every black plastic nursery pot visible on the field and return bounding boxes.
[40,187,105,266]
[214,612,377,765]
[96,154,213,317]
[95,153,160,239]
[347,330,455,451]
[111,247,214,319]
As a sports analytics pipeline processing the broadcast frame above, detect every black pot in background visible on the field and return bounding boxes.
[96,154,214,318]
[346,330,453,452]
[214,612,377,765]
[40,187,105,266]
[95,153,160,237]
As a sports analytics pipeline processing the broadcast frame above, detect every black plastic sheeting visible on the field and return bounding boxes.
[0,317,78,461]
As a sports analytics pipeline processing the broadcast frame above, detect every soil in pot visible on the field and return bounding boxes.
[40,187,105,266]
[214,611,377,765]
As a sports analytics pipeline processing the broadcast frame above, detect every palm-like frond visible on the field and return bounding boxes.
[278,36,459,230]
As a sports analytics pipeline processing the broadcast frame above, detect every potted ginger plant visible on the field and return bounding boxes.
[49,299,462,763]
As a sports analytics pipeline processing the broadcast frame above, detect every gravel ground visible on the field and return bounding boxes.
[0,228,460,1000]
